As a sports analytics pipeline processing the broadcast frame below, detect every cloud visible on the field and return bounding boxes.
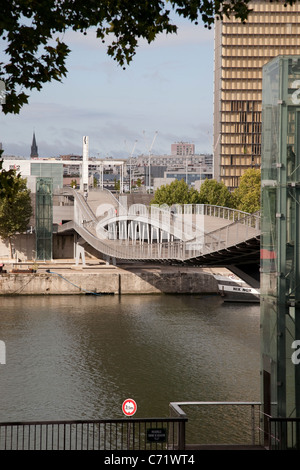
[11,100,117,122]
[1,14,214,160]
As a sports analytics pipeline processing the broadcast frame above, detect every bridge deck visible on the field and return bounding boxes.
[57,189,260,270]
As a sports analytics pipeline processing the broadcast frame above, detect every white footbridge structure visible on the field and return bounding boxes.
[56,187,261,285]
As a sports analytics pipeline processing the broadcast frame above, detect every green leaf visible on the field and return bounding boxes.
[0,0,293,113]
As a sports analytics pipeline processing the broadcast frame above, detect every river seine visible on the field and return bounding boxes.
[0,293,260,443]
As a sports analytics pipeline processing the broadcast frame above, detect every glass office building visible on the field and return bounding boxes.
[31,162,63,191]
[261,56,300,445]
[214,0,300,190]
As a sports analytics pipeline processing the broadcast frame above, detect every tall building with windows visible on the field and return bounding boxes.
[213,0,300,190]
[171,142,195,156]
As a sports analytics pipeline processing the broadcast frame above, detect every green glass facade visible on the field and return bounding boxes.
[31,162,63,190]
[35,177,53,260]
[261,56,300,435]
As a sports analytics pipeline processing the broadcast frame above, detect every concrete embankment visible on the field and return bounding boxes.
[0,262,221,295]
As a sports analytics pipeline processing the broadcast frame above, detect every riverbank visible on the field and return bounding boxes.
[0,260,226,295]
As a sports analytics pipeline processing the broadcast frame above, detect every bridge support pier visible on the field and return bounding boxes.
[104,255,116,266]
[75,237,86,266]
[227,264,260,289]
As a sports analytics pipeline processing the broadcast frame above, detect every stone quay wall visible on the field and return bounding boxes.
[0,269,219,296]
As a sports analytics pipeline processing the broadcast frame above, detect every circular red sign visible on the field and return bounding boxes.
[122,398,137,416]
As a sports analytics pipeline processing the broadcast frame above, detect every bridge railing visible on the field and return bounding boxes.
[183,209,260,259]
[201,204,258,222]
[201,211,260,248]
[67,210,260,262]
[58,188,259,228]
[59,187,260,235]
[96,203,260,234]
[73,225,258,262]
[58,190,260,261]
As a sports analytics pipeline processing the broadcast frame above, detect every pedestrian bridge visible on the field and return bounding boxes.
[56,188,260,285]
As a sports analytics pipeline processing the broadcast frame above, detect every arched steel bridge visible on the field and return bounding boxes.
[57,188,261,286]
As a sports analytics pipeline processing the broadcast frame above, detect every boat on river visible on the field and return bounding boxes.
[214,275,260,303]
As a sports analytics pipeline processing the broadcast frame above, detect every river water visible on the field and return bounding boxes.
[0,293,261,444]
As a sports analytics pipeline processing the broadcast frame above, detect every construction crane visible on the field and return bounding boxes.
[129,139,137,193]
[144,131,158,192]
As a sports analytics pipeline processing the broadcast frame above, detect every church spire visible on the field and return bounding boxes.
[30,131,38,158]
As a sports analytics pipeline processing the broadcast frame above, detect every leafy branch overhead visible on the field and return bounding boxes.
[1,0,293,114]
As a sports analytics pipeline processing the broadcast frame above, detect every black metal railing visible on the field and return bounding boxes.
[5,412,300,450]
[0,417,187,451]
[268,417,300,450]
[169,401,262,448]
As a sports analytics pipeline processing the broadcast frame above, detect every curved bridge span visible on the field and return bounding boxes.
[57,189,260,286]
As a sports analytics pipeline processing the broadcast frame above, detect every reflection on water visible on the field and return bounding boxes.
[0,294,260,427]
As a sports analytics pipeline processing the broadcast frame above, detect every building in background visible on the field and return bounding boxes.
[3,136,213,192]
[139,153,212,190]
[214,0,300,190]
[2,159,63,191]
[171,142,195,156]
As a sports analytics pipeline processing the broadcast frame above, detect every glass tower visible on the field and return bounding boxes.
[35,177,53,260]
[261,55,300,447]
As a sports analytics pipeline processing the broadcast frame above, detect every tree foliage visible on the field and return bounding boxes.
[1,0,294,113]
[198,178,234,207]
[150,173,262,212]
[0,169,33,257]
[232,168,261,213]
[0,158,22,199]
[151,178,200,205]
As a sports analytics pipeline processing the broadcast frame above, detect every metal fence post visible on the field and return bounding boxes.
[177,420,186,450]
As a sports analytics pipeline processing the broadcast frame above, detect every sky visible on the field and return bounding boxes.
[0,17,214,160]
